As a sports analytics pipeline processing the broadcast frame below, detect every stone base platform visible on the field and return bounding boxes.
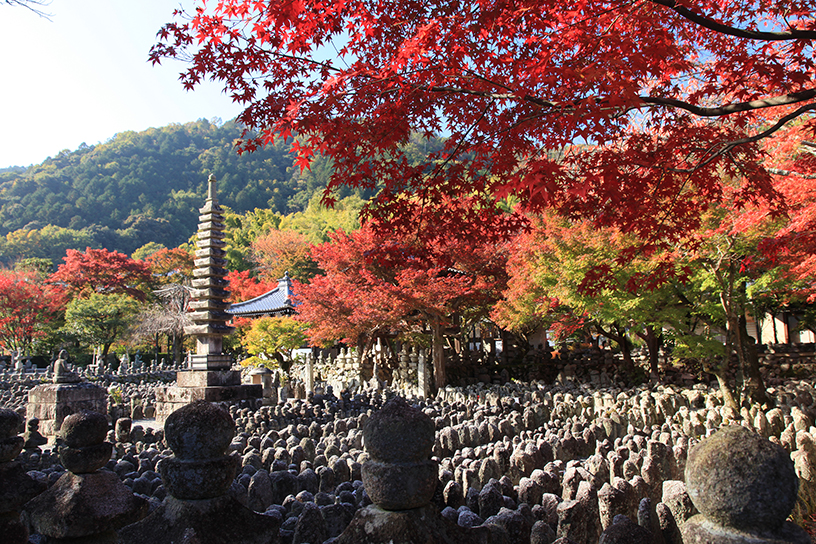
[27,382,107,439]
[155,370,261,422]
[118,494,279,544]
[681,515,812,544]
[335,505,497,544]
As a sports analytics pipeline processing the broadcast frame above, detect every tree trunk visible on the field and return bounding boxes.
[739,312,773,407]
[595,322,633,370]
[637,325,662,378]
[713,364,740,412]
[102,343,112,369]
[432,318,446,391]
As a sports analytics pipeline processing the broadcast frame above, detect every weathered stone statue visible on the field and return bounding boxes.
[22,410,148,543]
[681,425,811,544]
[0,409,46,544]
[336,396,477,543]
[118,401,280,544]
[22,418,46,450]
[53,349,80,384]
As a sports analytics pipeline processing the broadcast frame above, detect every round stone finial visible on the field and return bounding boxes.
[685,425,798,532]
[164,400,234,460]
[0,408,22,440]
[61,411,108,448]
[58,410,112,474]
[363,396,434,463]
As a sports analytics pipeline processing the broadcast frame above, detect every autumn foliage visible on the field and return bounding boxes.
[152,1,815,245]
[294,224,507,386]
[225,270,280,304]
[50,247,152,301]
[0,269,64,353]
[142,247,195,285]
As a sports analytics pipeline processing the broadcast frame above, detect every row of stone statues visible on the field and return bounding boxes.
[1,398,811,544]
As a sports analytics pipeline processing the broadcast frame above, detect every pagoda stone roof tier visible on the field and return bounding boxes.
[190,288,230,300]
[199,201,223,214]
[193,267,228,278]
[196,238,227,249]
[187,310,233,323]
[191,277,230,289]
[194,257,228,268]
[183,323,235,336]
[194,248,227,259]
[188,299,231,311]
[197,230,225,241]
[198,220,226,231]
[198,212,224,223]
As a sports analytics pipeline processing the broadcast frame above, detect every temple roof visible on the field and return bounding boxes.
[227,272,297,318]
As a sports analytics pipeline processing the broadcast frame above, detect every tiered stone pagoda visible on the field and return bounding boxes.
[155,175,261,421]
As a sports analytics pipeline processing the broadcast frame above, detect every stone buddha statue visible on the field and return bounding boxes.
[53,350,80,384]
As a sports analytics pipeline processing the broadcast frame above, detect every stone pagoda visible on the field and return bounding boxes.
[155,175,261,421]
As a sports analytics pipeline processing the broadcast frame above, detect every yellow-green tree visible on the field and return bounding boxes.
[241,316,308,373]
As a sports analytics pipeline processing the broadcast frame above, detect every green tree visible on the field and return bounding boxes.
[63,293,141,365]
[241,316,308,373]
[278,194,364,244]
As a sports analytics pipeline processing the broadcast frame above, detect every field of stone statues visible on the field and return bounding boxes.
[1,366,815,544]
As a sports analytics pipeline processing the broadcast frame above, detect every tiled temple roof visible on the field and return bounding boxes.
[227,272,297,318]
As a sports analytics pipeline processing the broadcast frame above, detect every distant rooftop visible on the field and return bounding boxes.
[227,272,297,318]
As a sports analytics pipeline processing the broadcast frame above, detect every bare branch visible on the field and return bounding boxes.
[650,0,816,41]
[667,101,816,174]
[3,0,52,19]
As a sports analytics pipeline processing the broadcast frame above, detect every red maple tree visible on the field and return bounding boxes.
[0,269,65,354]
[295,224,507,388]
[50,248,152,301]
[225,270,280,303]
[151,1,815,243]
[142,247,195,286]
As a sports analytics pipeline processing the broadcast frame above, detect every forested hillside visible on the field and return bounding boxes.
[0,118,363,264]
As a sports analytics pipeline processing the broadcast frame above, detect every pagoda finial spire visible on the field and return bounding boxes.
[207,174,217,202]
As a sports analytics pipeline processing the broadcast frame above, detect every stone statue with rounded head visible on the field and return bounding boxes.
[53,350,80,384]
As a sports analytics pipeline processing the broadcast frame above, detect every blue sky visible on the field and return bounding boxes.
[0,1,242,168]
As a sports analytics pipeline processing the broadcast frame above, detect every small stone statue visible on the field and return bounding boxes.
[119,401,279,544]
[22,411,148,542]
[0,408,47,544]
[22,418,46,450]
[53,349,80,384]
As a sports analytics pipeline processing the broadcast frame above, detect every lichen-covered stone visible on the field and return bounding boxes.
[685,425,797,532]
[363,396,434,463]
[22,471,148,539]
[682,425,811,544]
[159,453,240,500]
[164,400,234,460]
[361,459,438,510]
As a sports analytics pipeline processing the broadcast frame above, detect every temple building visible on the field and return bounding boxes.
[226,272,297,319]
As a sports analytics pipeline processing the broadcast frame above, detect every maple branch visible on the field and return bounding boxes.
[424,81,816,127]
[649,0,816,41]
[767,168,816,179]
[666,101,816,174]
[641,89,816,117]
